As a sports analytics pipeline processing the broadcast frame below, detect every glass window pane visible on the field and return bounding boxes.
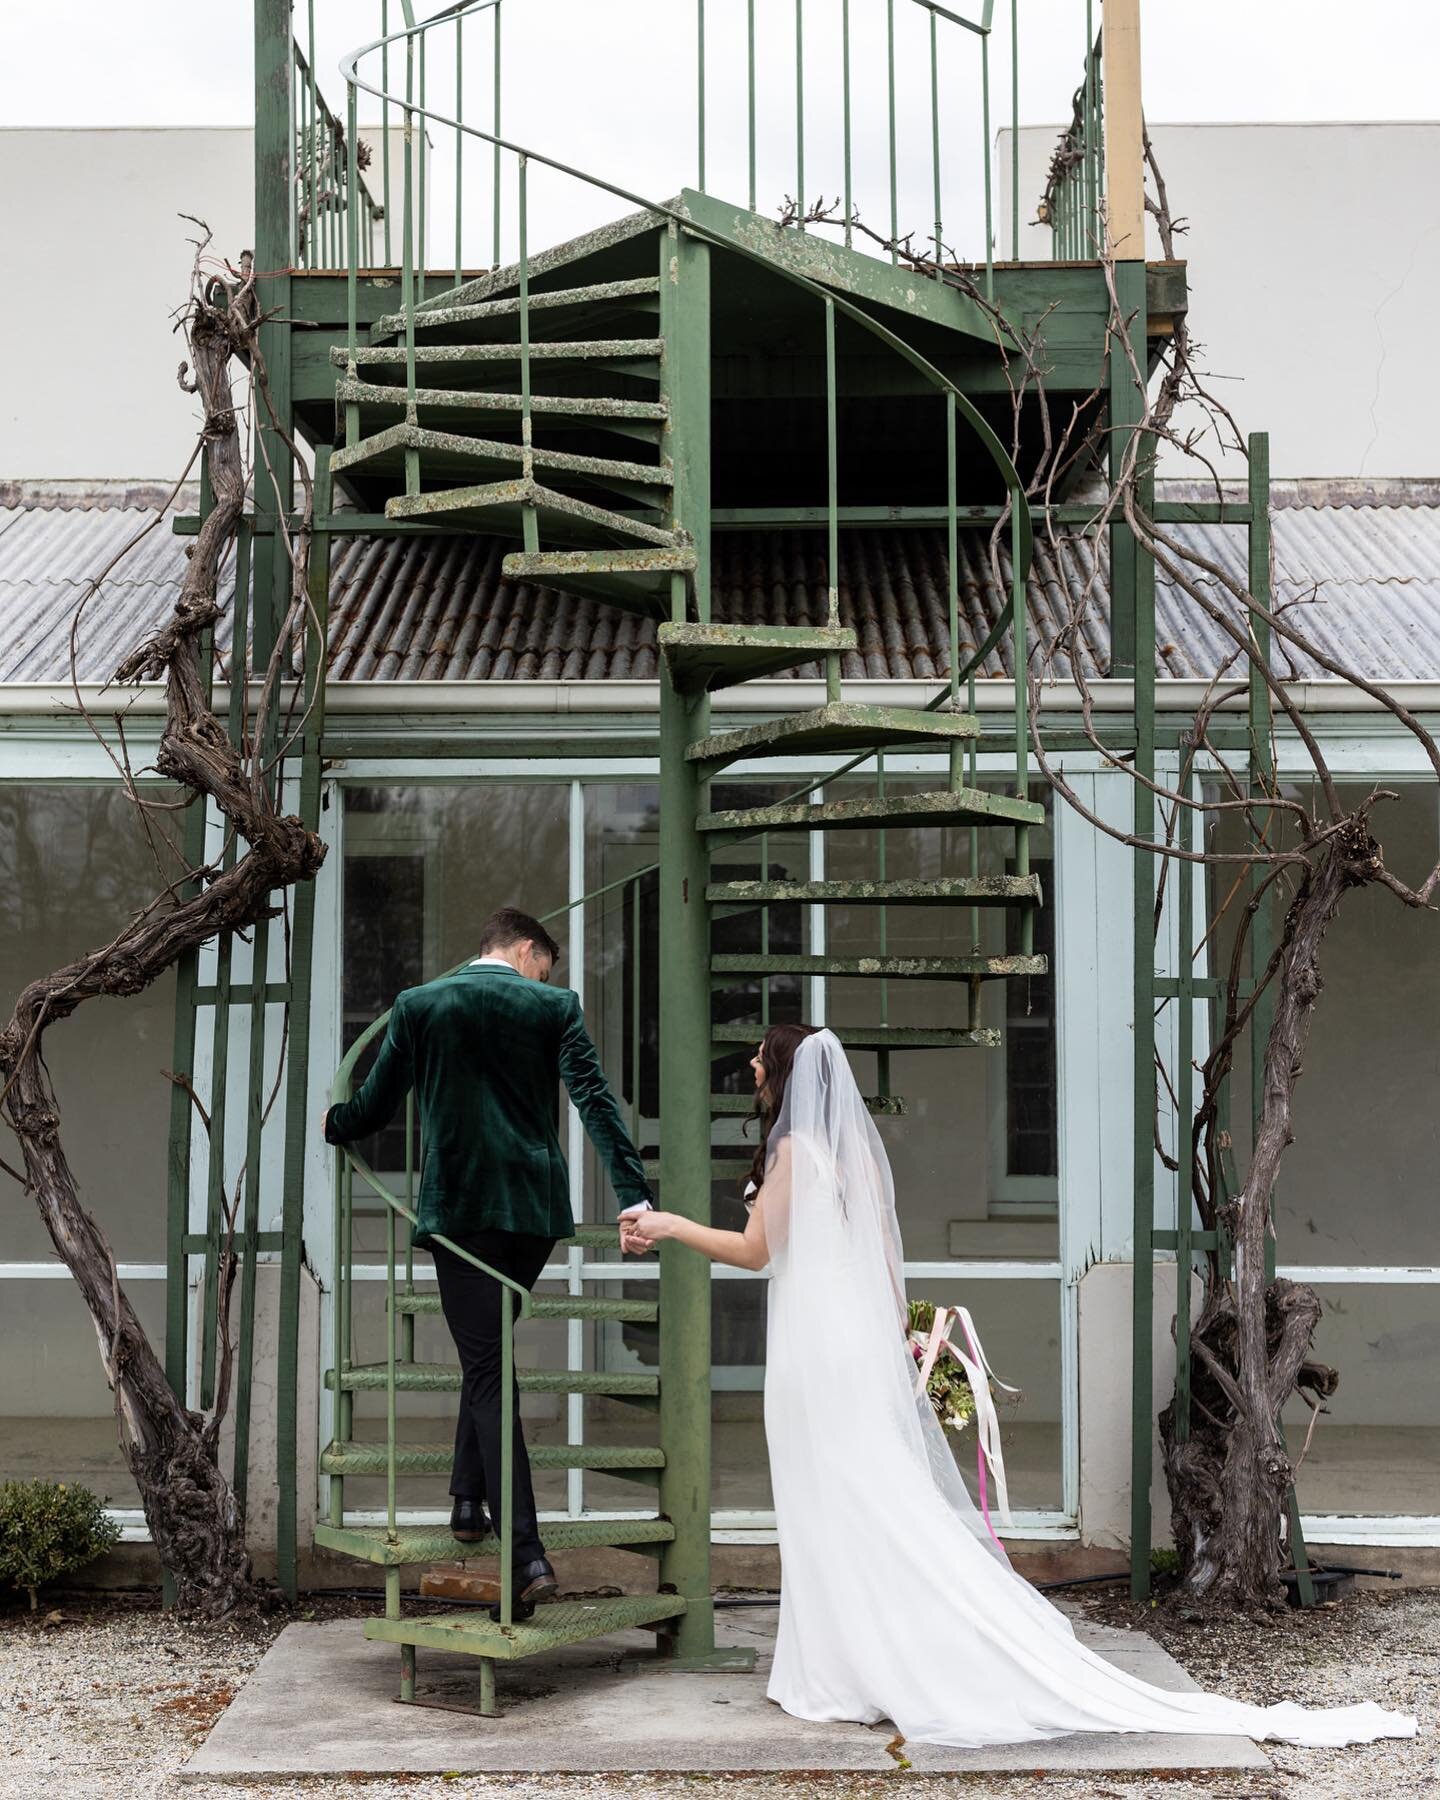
[1206,781,1440,1266]
[0,785,180,1504]
[0,786,180,1262]
[1282,1282,1439,1519]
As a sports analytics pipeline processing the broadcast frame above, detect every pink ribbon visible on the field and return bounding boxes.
[912,1304,1018,1550]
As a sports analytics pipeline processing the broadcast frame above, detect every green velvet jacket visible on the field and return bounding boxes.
[325,964,651,1245]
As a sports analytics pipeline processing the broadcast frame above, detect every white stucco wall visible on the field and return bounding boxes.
[0,125,408,482]
[998,121,1440,479]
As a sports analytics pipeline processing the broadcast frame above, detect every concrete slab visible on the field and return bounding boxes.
[181,1604,1270,1779]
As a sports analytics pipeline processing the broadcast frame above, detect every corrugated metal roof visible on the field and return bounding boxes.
[2,480,1438,685]
[0,492,233,682]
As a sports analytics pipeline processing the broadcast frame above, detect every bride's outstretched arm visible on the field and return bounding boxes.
[621,1142,786,1270]
[622,1198,769,1269]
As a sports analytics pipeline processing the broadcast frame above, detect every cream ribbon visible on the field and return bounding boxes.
[913,1303,1018,1535]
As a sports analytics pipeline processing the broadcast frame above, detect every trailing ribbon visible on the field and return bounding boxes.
[913,1303,1018,1546]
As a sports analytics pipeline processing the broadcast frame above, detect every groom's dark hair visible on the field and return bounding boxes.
[477,906,561,964]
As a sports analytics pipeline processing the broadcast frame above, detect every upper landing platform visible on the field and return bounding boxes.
[291,188,1183,414]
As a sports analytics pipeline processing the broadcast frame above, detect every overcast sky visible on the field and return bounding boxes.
[4,1,1436,264]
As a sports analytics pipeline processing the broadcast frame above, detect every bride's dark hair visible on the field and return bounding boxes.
[744,1022,820,1196]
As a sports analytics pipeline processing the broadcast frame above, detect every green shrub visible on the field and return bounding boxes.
[0,1480,122,1610]
[1149,1546,1181,1578]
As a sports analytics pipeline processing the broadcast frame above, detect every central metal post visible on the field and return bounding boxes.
[656,223,728,1664]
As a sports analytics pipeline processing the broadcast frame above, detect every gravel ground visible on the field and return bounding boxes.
[0,1585,1434,1800]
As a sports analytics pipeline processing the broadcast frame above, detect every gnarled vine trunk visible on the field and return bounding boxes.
[1159,824,1379,1608]
[0,250,325,1616]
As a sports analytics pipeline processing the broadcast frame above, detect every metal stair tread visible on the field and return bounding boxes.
[390,1293,658,1323]
[371,277,662,340]
[658,623,859,692]
[501,548,697,615]
[364,1593,687,1659]
[333,338,664,369]
[713,1022,1000,1050]
[686,704,980,769]
[384,478,681,547]
[321,1440,665,1474]
[335,378,668,423]
[707,874,1044,907]
[699,785,1045,836]
[325,1363,659,1396]
[332,421,672,490]
[313,1518,675,1567]
[710,951,1048,980]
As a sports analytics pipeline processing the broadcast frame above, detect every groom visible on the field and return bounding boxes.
[322,905,652,1610]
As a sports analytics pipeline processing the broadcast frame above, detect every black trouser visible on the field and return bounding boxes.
[431,1229,557,1565]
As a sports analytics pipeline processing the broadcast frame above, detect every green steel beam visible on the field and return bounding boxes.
[275,449,333,1599]
[656,224,730,1668]
[1126,258,1157,1599]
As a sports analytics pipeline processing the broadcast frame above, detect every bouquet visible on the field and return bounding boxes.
[907,1298,977,1433]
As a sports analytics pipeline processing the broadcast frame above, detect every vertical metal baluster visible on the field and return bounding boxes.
[631,878,643,1146]
[307,0,318,267]
[418,31,427,301]
[328,1139,348,1528]
[519,153,537,551]
[402,31,419,496]
[946,394,961,789]
[500,1285,515,1624]
[697,0,706,193]
[455,10,464,287]
[747,0,757,214]
[842,0,853,246]
[340,1143,355,1478]
[886,0,898,260]
[345,82,360,448]
[492,0,503,267]
[1010,0,1020,258]
[981,6,994,297]
[876,752,890,1097]
[382,0,393,265]
[929,8,942,264]
[1011,504,1032,954]
[760,831,771,1031]
[794,0,805,230]
[327,107,336,271]
[403,1093,416,1363]
[386,1200,398,1544]
[824,298,840,703]
[289,43,300,263]
[384,1196,403,1702]
[1084,3,1096,248]
[1175,769,1194,1442]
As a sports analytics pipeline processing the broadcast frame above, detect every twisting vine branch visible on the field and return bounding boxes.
[0,222,327,1617]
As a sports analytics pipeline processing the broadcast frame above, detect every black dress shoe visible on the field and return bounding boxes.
[449,1497,491,1543]
[490,1554,558,1621]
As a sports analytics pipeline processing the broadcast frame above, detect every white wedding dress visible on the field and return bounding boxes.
[758,1030,1416,1750]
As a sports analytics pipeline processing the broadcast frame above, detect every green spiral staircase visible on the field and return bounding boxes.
[309,0,1050,1715]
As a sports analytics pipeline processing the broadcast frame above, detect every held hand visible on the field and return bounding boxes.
[623,1210,676,1253]
[319,1106,330,1140]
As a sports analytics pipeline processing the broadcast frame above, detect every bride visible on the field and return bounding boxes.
[621,1023,1416,1750]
